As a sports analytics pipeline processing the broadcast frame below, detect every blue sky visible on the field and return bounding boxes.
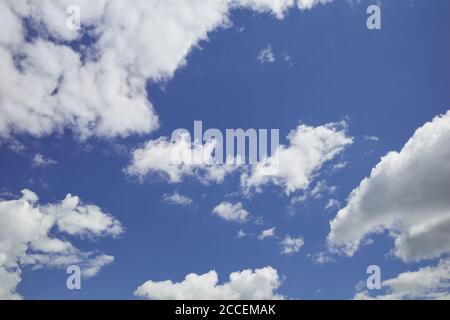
[1,0,450,300]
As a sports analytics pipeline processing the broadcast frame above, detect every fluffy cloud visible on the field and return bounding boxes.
[125,135,239,183]
[355,259,450,300]
[280,235,304,254]
[257,44,275,64]
[126,122,351,195]
[258,227,276,240]
[124,123,352,189]
[0,0,330,140]
[134,266,284,299]
[213,201,250,222]
[0,189,123,299]
[328,111,450,262]
[241,122,353,195]
[163,192,193,206]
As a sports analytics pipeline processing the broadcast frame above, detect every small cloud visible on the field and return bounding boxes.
[212,201,250,223]
[331,161,348,172]
[257,44,275,64]
[32,153,57,167]
[237,229,247,239]
[282,53,293,66]
[235,26,245,33]
[325,198,341,211]
[290,180,336,205]
[8,140,25,154]
[258,227,276,240]
[309,251,334,265]
[253,216,265,225]
[163,192,193,207]
[280,235,304,255]
[363,135,379,142]
[310,180,336,199]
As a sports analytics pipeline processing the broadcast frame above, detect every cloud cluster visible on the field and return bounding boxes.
[126,122,352,195]
[134,266,284,299]
[0,189,123,299]
[0,0,330,140]
[355,259,450,300]
[328,111,450,262]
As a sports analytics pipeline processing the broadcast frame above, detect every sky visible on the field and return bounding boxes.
[0,0,450,300]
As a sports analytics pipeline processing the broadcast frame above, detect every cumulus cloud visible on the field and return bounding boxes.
[32,153,57,167]
[0,0,330,141]
[126,121,351,195]
[280,235,304,255]
[134,266,284,300]
[257,44,275,64]
[355,259,450,300]
[125,135,240,183]
[241,122,353,195]
[163,192,193,207]
[213,201,250,222]
[328,111,450,262]
[258,227,276,240]
[0,189,123,299]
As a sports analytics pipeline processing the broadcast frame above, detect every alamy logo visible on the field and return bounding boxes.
[66,5,81,31]
[366,5,381,30]
[171,121,280,174]
[66,265,81,290]
[366,265,381,290]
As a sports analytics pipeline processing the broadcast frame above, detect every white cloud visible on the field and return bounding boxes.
[134,266,284,300]
[125,135,240,183]
[0,267,21,300]
[296,0,331,10]
[331,161,347,172]
[0,0,330,141]
[32,153,57,167]
[163,192,193,207]
[328,111,450,262]
[213,201,250,222]
[282,53,293,66]
[258,227,276,240]
[363,135,379,142]
[280,235,304,255]
[241,122,353,195]
[290,180,337,205]
[7,140,25,154]
[237,229,247,238]
[325,198,340,211]
[257,44,275,64]
[355,259,450,300]
[43,193,123,237]
[126,122,351,190]
[309,251,334,265]
[0,189,123,299]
